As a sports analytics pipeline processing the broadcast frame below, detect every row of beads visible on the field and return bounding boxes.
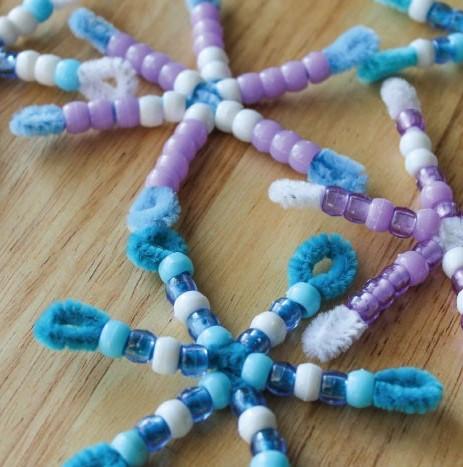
[426,1,463,32]
[411,33,463,68]
[321,185,441,241]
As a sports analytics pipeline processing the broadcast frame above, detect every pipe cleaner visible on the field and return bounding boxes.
[270,77,462,362]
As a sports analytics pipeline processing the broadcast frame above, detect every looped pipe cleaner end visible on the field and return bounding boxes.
[10,104,65,137]
[63,443,129,467]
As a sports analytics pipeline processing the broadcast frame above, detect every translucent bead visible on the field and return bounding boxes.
[165,273,197,304]
[344,193,371,224]
[396,109,425,135]
[347,291,381,324]
[451,268,463,293]
[251,428,287,455]
[238,328,271,353]
[124,330,156,363]
[319,371,347,406]
[381,264,410,296]
[416,166,445,190]
[427,2,453,30]
[433,36,453,64]
[321,186,349,216]
[186,308,219,340]
[178,386,214,423]
[0,46,17,79]
[449,10,463,33]
[435,201,460,219]
[136,415,171,452]
[266,362,296,397]
[231,385,266,416]
[179,344,210,376]
[389,207,417,238]
[269,297,303,331]
[364,277,395,309]
[413,240,443,269]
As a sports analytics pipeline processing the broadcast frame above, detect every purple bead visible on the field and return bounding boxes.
[63,101,91,134]
[192,18,223,36]
[416,166,445,190]
[413,240,443,269]
[389,207,417,238]
[251,119,281,153]
[414,209,441,241]
[381,264,410,296]
[193,33,224,55]
[141,52,170,84]
[158,62,186,90]
[238,73,265,104]
[302,51,331,83]
[157,154,189,181]
[365,198,394,232]
[288,140,320,174]
[146,168,179,191]
[270,130,301,163]
[365,277,395,308]
[420,181,453,209]
[126,43,152,73]
[107,32,136,58]
[114,96,140,128]
[163,134,197,161]
[396,109,425,135]
[175,119,208,150]
[344,193,371,224]
[395,251,429,286]
[259,67,287,99]
[88,99,114,130]
[322,186,349,216]
[191,2,220,22]
[347,291,381,324]
[281,60,309,92]
[435,201,460,219]
[451,268,463,293]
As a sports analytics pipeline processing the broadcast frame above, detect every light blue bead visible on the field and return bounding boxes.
[250,450,290,467]
[54,59,81,92]
[158,252,194,284]
[199,372,231,410]
[23,0,54,22]
[346,369,375,409]
[241,353,273,391]
[196,325,233,349]
[98,320,130,358]
[286,282,321,318]
[111,429,149,467]
[449,33,463,62]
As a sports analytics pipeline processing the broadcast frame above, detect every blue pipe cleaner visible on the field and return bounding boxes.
[187,82,222,113]
[374,0,411,13]
[63,443,127,467]
[34,300,110,352]
[10,105,66,137]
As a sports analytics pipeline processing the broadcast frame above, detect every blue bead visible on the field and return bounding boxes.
[111,429,149,467]
[124,330,156,363]
[449,33,463,62]
[199,372,232,410]
[319,371,347,406]
[270,297,303,331]
[158,252,194,284]
[231,385,266,416]
[266,362,296,397]
[179,386,214,423]
[433,36,453,63]
[241,353,273,391]
[179,344,210,376]
[286,282,321,318]
[186,308,219,340]
[136,415,171,452]
[427,2,453,30]
[250,450,290,467]
[98,320,131,358]
[251,428,287,455]
[450,10,463,33]
[196,325,233,349]
[165,273,197,304]
[238,328,271,353]
[23,0,54,22]
[54,59,81,92]
[0,47,17,79]
[346,369,375,408]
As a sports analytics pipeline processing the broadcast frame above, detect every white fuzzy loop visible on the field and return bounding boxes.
[380,77,421,120]
[268,179,325,210]
[439,217,463,253]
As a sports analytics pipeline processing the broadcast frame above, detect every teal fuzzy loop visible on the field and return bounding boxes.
[63,443,128,467]
[373,367,443,414]
[34,300,110,352]
[374,0,411,13]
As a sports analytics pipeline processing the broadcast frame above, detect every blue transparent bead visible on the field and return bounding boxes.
[0,47,17,79]
[270,297,303,331]
[231,385,266,416]
[433,36,454,63]
[427,2,453,30]
[238,328,271,353]
[136,415,171,452]
[450,10,463,33]
[319,371,347,406]
[179,386,214,423]
[179,344,210,376]
[124,330,156,363]
[266,362,296,397]
[165,272,197,304]
[251,428,287,455]
[186,308,219,340]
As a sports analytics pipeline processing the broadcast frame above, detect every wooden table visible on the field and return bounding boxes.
[1,0,462,465]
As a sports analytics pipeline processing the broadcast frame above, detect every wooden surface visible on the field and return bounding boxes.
[1,0,463,465]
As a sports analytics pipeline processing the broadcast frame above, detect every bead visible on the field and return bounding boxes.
[165,273,198,304]
[251,119,282,153]
[399,128,432,157]
[111,430,149,467]
[365,277,395,308]
[250,312,287,347]
[124,329,156,363]
[199,372,232,410]
[346,369,374,408]
[270,130,301,164]
[216,77,241,101]
[215,100,243,133]
[365,198,394,232]
[381,264,411,295]
[179,386,213,423]
[34,53,60,86]
[0,47,17,79]
[237,72,265,104]
[231,386,266,417]
[158,62,186,90]
[251,428,287,455]
[0,17,18,45]
[347,291,381,324]
[238,328,271,353]
[98,320,130,358]
[395,251,429,286]
[269,297,303,331]
[420,181,453,209]
[435,201,459,218]
[191,2,220,21]
[141,52,169,83]
[408,0,433,22]
[250,451,290,467]
[286,282,321,318]
[344,193,371,224]
[232,108,264,143]
[197,46,228,68]
[155,399,193,438]
[449,33,463,62]
[196,325,233,349]
[186,308,219,340]
[162,91,186,122]
[319,371,347,406]
[88,99,115,130]
[303,51,331,83]
[7,7,37,36]
[63,101,91,134]
[173,69,203,96]
[266,362,296,397]
[414,208,440,241]
[452,269,463,293]
[321,186,349,216]
[238,406,277,443]
[288,140,320,174]
[176,118,208,149]
[410,38,435,67]
[107,32,136,58]
[184,102,215,132]
[151,336,181,374]
[457,290,463,314]
[54,59,81,92]
[416,166,445,190]
[201,60,231,80]
[427,2,453,29]
[389,207,416,238]
[193,33,224,56]
[413,239,443,269]
[15,50,39,81]
[163,133,197,161]
[125,43,151,73]
[396,109,425,135]
[443,247,463,279]
[179,344,209,376]
[260,67,286,99]
[294,363,322,402]
[158,252,194,284]
[281,60,308,92]
[136,415,171,452]
[174,291,210,324]
[23,0,53,23]
[139,95,164,127]
[241,353,273,391]
[433,36,453,64]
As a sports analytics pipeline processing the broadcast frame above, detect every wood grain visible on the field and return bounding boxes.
[0,0,462,466]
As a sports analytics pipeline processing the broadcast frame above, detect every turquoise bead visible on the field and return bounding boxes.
[346,369,375,408]
[111,429,149,467]
[158,252,194,284]
[23,0,54,22]
[98,320,131,358]
[241,353,273,391]
[196,325,233,349]
[449,33,463,63]
[250,450,290,467]
[199,371,232,410]
[286,282,321,318]
[54,59,81,92]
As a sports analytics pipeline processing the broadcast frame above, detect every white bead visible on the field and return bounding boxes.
[250,311,287,347]
[184,103,215,133]
[410,39,435,67]
[197,46,229,69]
[201,61,232,80]
[155,399,193,438]
[408,0,434,22]
[294,363,322,402]
[151,336,181,374]
[442,247,463,279]
[173,290,210,324]
[0,17,18,45]
[457,290,463,314]
[173,69,203,97]
[399,128,432,157]
[238,406,277,443]
[404,148,438,176]
[7,7,38,36]
[232,108,263,143]
[34,54,60,86]
[215,100,243,133]
[15,50,40,81]
[139,95,164,127]
[162,91,186,123]
[216,78,241,102]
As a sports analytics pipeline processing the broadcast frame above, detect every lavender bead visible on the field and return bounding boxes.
[63,102,91,134]
[414,209,441,241]
[302,51,331,83]
[281,61,309,92]
[88,99,115,130]
[396,109,425,135]
[191,2,220,22]
[107,32,136,57]
[175,119,208,150]
[389,207,416,238]
[146,168,179,191]
[163,134,197,161]
[141,52,170,83]
[157,154,189,181]
[365,198,394,232]
[260,67,287,99]
[322,186,349,216]
[114,97,140,128]
[158,62,186,90]
[192,19,223,37]
[288,140,320,174]
[238,73,265,104]
[347,291,381,324]
[420,181,453,209]
[381,264,410,296]
[435,201,460,219]
[413,240,443,269]
[344,193,371,224]
[416,166,445,190]
[451,268,463,293]
[126,43,152,73]
[251,120,281,153]
[193,33,224,55]
[270,130,301,163]
[395,251,429,286]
